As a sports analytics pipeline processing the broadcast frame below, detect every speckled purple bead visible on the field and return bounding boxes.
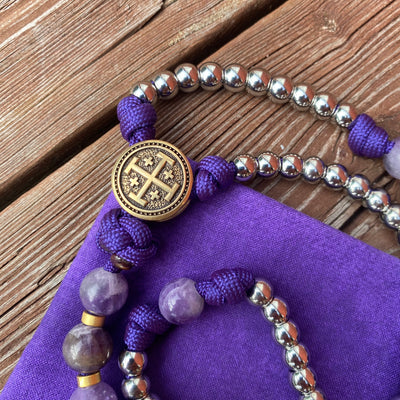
[80,267,129,316]
[158,278,204,325]
[70,381,117,400]
[383,137,400,179]
[62,323,113,373]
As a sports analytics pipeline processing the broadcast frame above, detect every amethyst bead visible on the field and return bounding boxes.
[383,136,400,179]
[158,278,204,325]
[62,323,113,373]
[80,267,129,316]
[70,381,117,400]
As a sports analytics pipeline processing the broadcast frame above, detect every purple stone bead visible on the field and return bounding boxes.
[80,267,129,316]
[62,323,112,373]
[70,381,117,400]
[158,278,204,325]
[391,397,400,400]
[383,136,400,179]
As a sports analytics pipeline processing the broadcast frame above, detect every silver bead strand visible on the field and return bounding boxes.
[247,282,324,398]
[364,188,391,213]
[174,63,199,93]
[302,156,326,183]
[130,63,358,131]
[291,83,315,111]
[268,75,293,103]
[332,103,357,128]
[233,154,258,182]
[119,350,147,376]
[131,82,158,105]
[152,71,179,100]
[257,151,280,178]
[346,175,371,199]
[223,63,247,92]
[311,93,338,120]
[246,67,271,96]
[280,154,303,179]
[323,164,349,189]
[198,62,223,91]
[121,375,151,399]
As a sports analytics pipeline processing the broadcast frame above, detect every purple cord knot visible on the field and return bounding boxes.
[348,113,394,158]
[193,156,236,201]
[124,304,171,352]
[196,268,255,306]
[96,208,158,271]
[117,95,157,145]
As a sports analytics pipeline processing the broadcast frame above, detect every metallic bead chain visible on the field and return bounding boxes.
[119,278,324,400]
[132,62,357,129]
[232,152,400,241]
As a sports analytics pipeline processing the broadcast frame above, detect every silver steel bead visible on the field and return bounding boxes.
[174,63,199,93]
[365,188,391,213]
[280,154,303,179]
[382,204,400,230]
[257,151,280,178]
[131,81,158,105]
[274,321,299,348]
[291,83,315,111]
[119,350,147,377]
[263,298,288,325]
[311,93,337,119]
[121,376,150,399]
[268,75,293,103]
[302,390,326,400]
[223,63,247,92]
[323,164,348,189]
[285,344,309,370]
[233,154,258,182]
[346,175,370,199]
[333,103,357,128]
[198,62,223,91]
[246,67,271,96]
[302,156,325,183]
[291,368,316,394]
[247,281,273,306]
[152,71,179,99]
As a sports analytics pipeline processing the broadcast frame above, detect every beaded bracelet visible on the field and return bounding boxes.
[62,62,400,400]
[118,268,323,400]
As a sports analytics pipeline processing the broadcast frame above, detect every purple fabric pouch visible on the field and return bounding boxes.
[1,183,399,400]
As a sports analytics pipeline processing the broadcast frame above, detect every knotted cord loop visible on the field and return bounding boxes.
[196,268,255,306]
[348,113,394,158]
[117,95,157,145]
[124,304,171,352]
[96,208,158,272]
[192,156,236,201]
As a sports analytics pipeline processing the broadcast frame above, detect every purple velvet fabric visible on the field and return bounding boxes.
[1,184,400,400]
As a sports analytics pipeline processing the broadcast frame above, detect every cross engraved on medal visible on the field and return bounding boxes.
[112,140,193,221]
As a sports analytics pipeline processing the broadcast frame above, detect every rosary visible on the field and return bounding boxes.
[60,62,400,400]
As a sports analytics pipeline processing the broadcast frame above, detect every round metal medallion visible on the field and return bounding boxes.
[112,140,193,221]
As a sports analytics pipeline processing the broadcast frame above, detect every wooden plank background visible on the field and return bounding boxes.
[1,0,399,390]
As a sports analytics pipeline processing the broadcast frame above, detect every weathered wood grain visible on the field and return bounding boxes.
[2,0,400,391]
[0,0,283,208]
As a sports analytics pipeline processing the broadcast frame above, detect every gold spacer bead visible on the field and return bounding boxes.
[77,372,101,388]
[81,311,105,327]
[110,254,132,271]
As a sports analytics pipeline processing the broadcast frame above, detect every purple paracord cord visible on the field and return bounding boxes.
[124,268,255,353]
[348,113,394,158]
